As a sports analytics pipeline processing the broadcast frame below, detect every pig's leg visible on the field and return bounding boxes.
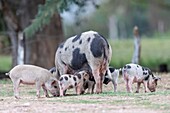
[42,85,49,97]
[125,78,133,93]
[87,81,95,94]
[92,67,102,94]
[135,82,141,93]
[60,88,64,96]
[35,81,42,98]
[111,80,118,92]
[143,81,149,93]
[59,85,65,96]
[76,83,83,95]
[125,80,130,92]
[13,79,21,99]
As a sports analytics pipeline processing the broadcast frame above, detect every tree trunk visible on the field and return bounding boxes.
[18,0,64,69]
[27,13,64,68]
[0,0,19,67]
[1,0,64,69]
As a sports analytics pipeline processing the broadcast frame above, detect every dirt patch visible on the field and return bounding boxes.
[0,73,170,113]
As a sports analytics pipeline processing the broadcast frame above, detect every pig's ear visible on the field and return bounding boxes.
[51,80,57,85]
[154,77,161,83]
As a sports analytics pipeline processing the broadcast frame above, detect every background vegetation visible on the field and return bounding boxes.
[110,32,170,71]
[0,0,170,71]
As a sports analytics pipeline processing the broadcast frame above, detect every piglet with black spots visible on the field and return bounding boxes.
[6,65,59,99]
[59,71,89,96]
[122,63,161,93]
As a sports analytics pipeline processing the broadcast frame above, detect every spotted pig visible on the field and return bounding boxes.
[55,31,112,93]
[122,63,160,93]
[59,71,89,96]
[105,67,121,92]
[83,67,121,94]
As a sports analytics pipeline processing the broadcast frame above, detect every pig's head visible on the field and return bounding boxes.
[45,77,60,97]
[76,70,89,80]
[147,75,161,92]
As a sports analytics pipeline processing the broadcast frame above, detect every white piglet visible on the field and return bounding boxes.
[6,65,59,99]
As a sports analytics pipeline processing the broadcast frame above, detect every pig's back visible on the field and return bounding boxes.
[9,65,51,83]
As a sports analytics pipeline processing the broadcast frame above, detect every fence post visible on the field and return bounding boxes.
[131,26,141,64]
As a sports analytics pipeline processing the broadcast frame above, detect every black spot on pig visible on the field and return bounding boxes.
[97,33,110,49]
[71,48,87,70]
[87,37,91,42]
[144,75,149,81]
[127,65,131,69]
[59,42,65,48]
[109,67,115,73]
[69,75,71,78]
[59,77,63,81]
[73,77,77,81]
[64,76,68,81]
[103,77,111,85]
[79,40,82,45]
[142,67,145,71]
[49,67,56,73]
[143,72,148,75]
[65,47,68,51]
[90,35,104,58]
[72,45,74,49]
[76,74,81,79]
[72,34,81,42]
[75,82,77,86]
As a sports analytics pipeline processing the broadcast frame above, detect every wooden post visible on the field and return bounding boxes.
[131,26,141,64]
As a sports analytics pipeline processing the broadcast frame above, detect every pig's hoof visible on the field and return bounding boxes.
[45,95,50,98]
[15,96,20,99]
[36,95,41,98]
[135,91,139,93]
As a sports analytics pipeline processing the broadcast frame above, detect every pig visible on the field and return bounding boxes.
[105,67,121,92]
[122,63,161,93]
[49,67,57,76]
[6,64,59,99]
[55,31,112,93]
[59,70,89,96]
[83,67,121,94]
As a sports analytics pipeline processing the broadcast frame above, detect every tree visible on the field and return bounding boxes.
[0,0,64,68]
[0,0,97,68]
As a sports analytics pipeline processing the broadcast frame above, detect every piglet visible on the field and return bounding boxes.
[59,70,89,96]
[122,63,161,93]
[6,64,59,99]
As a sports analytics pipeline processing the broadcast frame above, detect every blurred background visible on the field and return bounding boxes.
[0,0,170,74]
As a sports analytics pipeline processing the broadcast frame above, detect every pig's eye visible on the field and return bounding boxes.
[54,86,58,88]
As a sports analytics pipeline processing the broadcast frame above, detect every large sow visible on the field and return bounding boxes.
[55,31,112,93]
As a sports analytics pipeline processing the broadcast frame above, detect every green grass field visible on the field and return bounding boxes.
[0,34,170,71]
[109,37,170,71]
[0,55,11,71]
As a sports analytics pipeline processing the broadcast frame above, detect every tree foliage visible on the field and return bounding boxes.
[24,0,96,38]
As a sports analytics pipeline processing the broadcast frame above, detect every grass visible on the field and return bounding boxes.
[0,72,170,113]
[0,55,11,71]
[109,37,170,71]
